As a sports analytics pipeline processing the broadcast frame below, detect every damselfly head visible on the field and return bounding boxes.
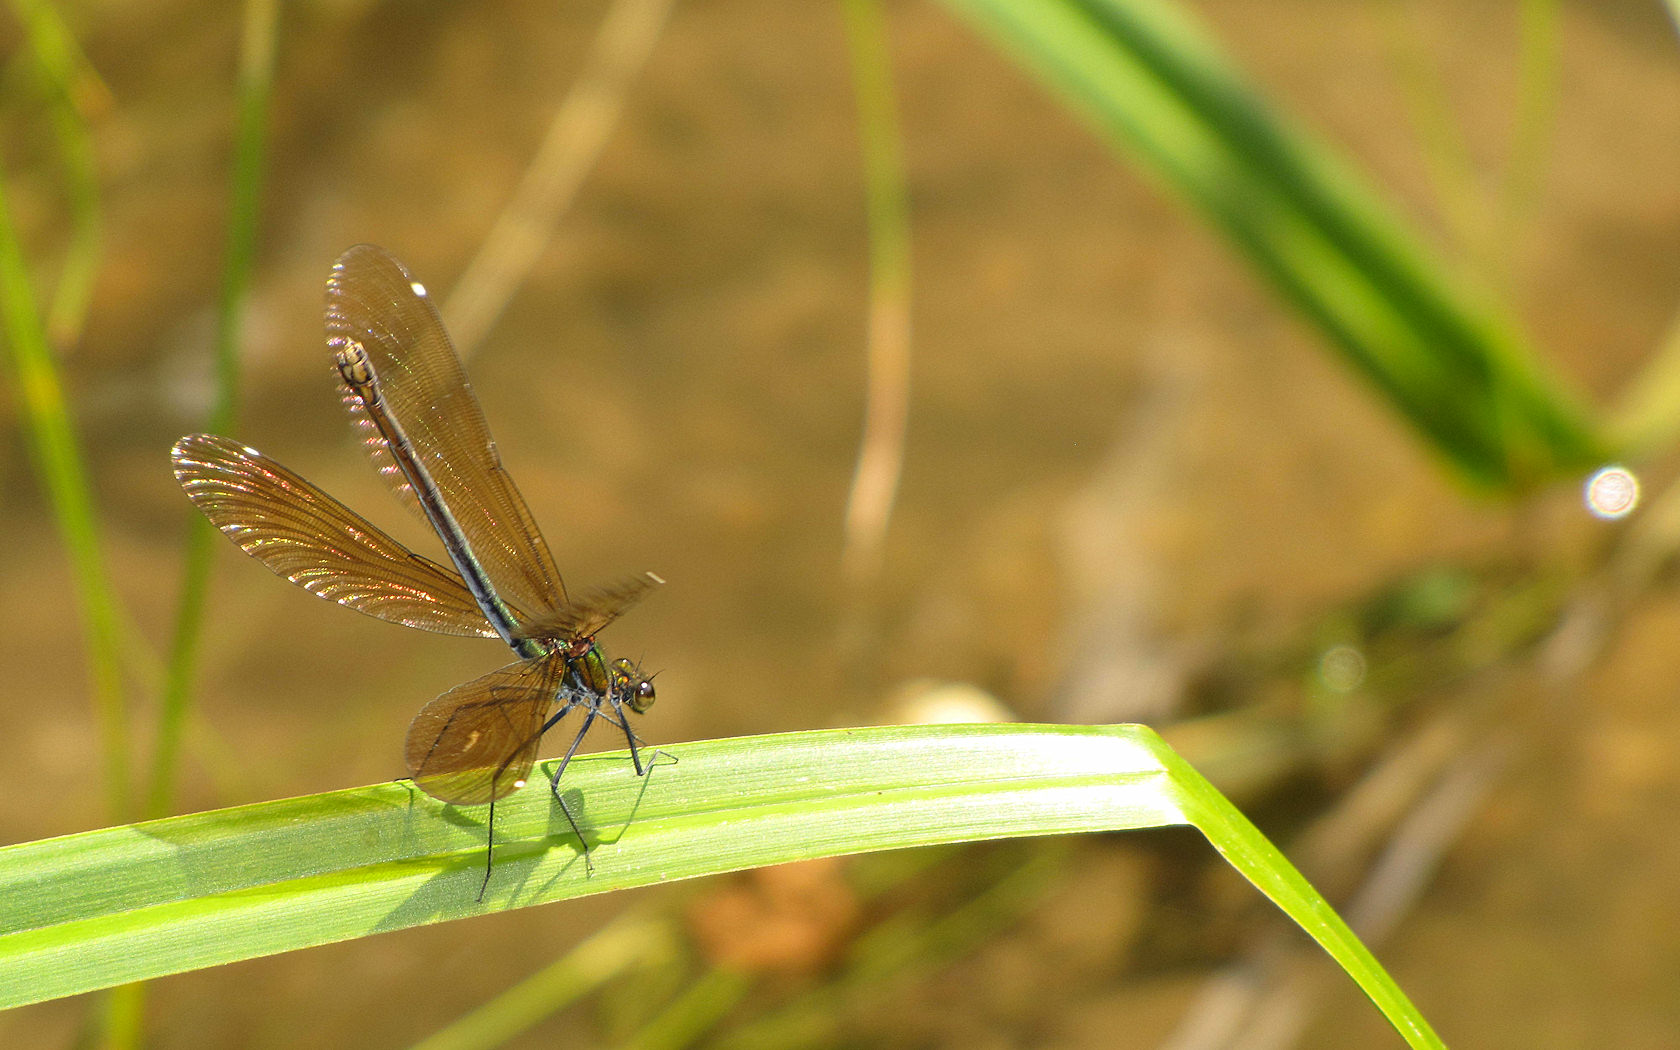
[611,656,657,714]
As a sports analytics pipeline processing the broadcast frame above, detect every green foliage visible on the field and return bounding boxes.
[0,723,1441,1048]
[940,0,1606,489]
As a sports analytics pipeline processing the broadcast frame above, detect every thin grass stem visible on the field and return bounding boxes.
[0,153,129,823]
[442,0,675,357]
[838,0,914,590]
[149,0,280,822]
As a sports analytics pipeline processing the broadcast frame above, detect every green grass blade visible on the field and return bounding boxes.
[42,88,101,351]
[938,0,1603,490]
[9,0,108,349]
[150,0,280,821]
[838,0,914,587]
[1611,307,1680,454]
[409,911,678,1050]
[702,843,1070,1050]
[1154,738,1443,1048]
[1494,0,1560,272]
[0,174,130,821]
[0,723,1440,1047]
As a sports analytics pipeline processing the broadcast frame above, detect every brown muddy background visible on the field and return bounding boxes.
[2,1,1679,1047]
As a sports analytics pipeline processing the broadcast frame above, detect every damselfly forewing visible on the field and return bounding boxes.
[172,244,662,895]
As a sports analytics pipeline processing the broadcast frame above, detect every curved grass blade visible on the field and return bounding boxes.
[0,723,1441,1048]
[152,0,283,822]
[0,164,130,821]
[938,0,1604,490]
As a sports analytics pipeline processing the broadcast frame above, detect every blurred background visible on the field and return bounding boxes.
[2,0,1679,1046]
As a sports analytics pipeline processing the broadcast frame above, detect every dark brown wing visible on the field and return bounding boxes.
[515,572,663,644]
[324,245,567,627]
[405,652,566,804]
[172,433,498,639]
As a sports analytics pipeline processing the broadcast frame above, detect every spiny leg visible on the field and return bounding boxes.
[541,703,601,873]
[593,696,673,777]
[615,697,647,775]
[477,795,497,902]
[601,696,674,777]
[476,700,566,898]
